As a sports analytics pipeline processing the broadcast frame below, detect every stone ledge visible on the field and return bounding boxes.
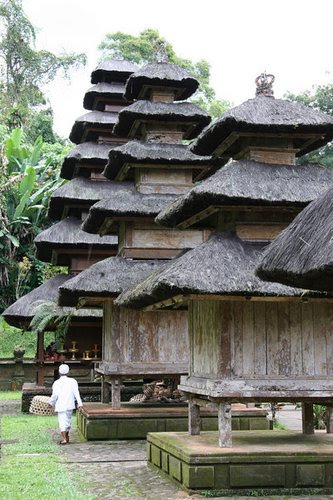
[77,403,270,440]
[147,430,333,492]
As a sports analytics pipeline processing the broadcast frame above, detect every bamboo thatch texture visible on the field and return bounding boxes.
[257,186,333,291]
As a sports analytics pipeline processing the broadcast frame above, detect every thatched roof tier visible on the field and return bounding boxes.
[82,190,176,234]
[2,274,102,329]
[103,140,214,180]
[257,186,333,291]
[58,258,165,307]
[113,101,210,140]
[156,160,333,228]
[83,83,127,111]
[124,62,199,101]
[48,177,132,221]
[35,217,117,263]
[60,143,114,180]
[69,111,118,144]
[90,60,138,84]
[191,96,333,156]
[115,232,311,310]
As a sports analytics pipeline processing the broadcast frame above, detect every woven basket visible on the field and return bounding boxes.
[29,395,55,416]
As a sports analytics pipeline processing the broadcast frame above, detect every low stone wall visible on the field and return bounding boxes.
[0,358,36,391]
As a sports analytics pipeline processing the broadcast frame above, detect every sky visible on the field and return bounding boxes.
[22,0,333,138]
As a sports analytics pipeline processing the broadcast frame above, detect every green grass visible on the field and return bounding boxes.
[0,414,94,499]
[0,391,21,400]
[0,316,55,358]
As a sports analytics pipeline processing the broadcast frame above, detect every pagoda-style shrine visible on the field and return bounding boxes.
[57,48,213,414]
[115,74,333,492]
[3,59,137,408]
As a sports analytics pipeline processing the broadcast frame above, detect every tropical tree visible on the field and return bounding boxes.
[98,28,230,118]
[0,0,86,131]
[0,128,70,310]
[285,83,333,166]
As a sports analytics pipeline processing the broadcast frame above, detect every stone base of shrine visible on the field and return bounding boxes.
[147,430,333,494]
[77,403,270,440]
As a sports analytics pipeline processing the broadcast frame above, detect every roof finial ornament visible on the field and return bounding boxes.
[153,40,168,64]
[255,72,275,97]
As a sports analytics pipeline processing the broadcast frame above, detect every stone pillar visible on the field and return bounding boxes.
[302,403,314,434]
[326,405,333,433]
[188,397,201,435]
[218,402,232,448]
[111,378,121,409]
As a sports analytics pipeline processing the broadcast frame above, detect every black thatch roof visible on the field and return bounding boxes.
[115,232,310,310]
[48,177,132,221]
[83,82,127,110]
[60,143,114,180]
[113,101,210,140]
[69,111,118,144]
[257,186,333,291]
[156,160,333,228]
[82,189,176,234]
[2,274,102,329]
[58,257,165,307]
[35,217,117,262]
[124,62,199,101]
[103,140,214,179]
[91,60,138,84]
[191,96,333,156]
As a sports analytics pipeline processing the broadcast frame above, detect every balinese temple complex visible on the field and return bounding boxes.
[57,49,214,413]
[115,74,333,492]
[3,59,138,408]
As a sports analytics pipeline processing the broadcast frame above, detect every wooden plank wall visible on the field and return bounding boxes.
[103,302,188,365]
[189,300,333,379]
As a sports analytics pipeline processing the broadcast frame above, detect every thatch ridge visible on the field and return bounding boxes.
[192,96,333,156]
[156,160,333,227]
[58,257,166,306]
[69,111,118,144]
[82,190,176,233]
[83,82,127,110]
[124,62,199,101]
[257,186,333,291]
[61,142,114,180]
[103,140,214,179]
[91,60,138,84]
[115,232,313,309]
[48,177,133,221]
[3,274,102,328]
[114,101,210,140]
[35,217,117,262]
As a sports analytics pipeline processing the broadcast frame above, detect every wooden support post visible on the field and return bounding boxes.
[302,403,314,434]
[36,330,45,386]
[326,405,333,433]
[218,402,232,448]
[111,378,121,409]
[188,397,201,435]
[101,377,111,403]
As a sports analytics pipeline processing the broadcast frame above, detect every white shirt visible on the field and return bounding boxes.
[49,375,83,412]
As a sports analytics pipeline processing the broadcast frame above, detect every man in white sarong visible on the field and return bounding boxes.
[49,364,83,444]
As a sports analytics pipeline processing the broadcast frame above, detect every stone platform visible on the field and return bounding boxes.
[147,430,333,494]
[77,402,270,440]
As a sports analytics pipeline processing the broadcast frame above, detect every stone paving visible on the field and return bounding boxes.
[2,398,333,499]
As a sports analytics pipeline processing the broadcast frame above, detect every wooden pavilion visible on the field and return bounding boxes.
[2,60,137,404]
[114,74,333,492]
[58,48,215,412]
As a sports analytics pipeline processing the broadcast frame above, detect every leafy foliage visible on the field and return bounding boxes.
[285,83,333,167]
[98,28,231,118]
[0,0,86,131]
[29,301,72,347]
[0,128,70,311]
[0,316,54,357]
